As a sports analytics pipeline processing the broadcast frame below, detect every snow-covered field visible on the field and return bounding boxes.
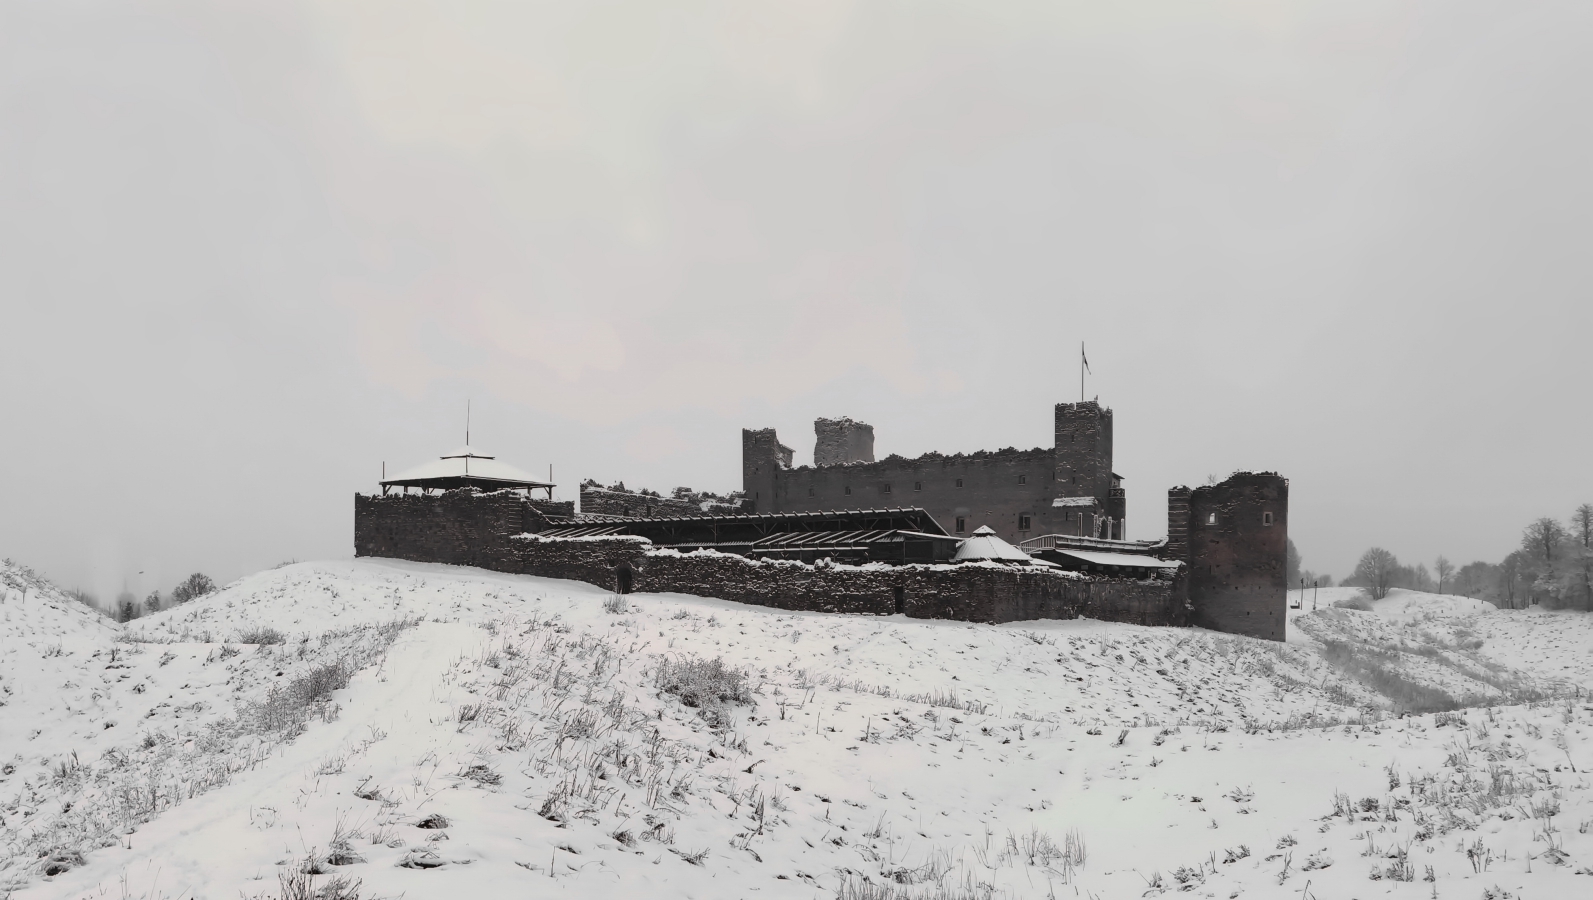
[5,559,1593,899]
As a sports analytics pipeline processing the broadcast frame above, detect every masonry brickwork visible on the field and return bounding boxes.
[354,492,542,568]
[527,498,575,519]
[353,491,1184,627]
[579,488,701,518]
[1173,473,1288,641]
[814,417,875,467]
[744,402,1121,543]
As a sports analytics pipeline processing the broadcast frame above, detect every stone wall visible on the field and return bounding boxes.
[745,400,1130,543]
[527,498,575,519]
[353,491,1183,628]
[580,488,700,518]
[814,417,876,467]
[1182,473,1288,641]
[748,445,1066,544]
[485,536,1183,626]
[1165,487,1191,561]
[355,491,540,567]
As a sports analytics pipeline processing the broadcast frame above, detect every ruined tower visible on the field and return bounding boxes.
[741,428,793,514]
[814,417,875,467]
[1171,473,1288,641]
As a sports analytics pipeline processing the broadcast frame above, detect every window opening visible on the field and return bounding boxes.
[955,517,966,533]
[914,481,922,491]
[1018,475,1027,485]
[955,478,964,488]
[1206,512,1217,525]
[884,484,892,494]
[844,486,851,496]
[1263,511,1274,526]
[1018,514,1032,531]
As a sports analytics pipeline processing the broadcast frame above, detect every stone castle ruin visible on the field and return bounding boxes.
[355,399,1287,640]
[744,401,1126,544]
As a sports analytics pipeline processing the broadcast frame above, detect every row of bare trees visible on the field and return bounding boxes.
[1344,504,1593,609]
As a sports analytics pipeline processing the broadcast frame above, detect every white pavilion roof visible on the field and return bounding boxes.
[952,525,1036,563]
[381,445,553,490]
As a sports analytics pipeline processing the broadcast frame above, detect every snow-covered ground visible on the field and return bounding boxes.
[5,560,1593,899]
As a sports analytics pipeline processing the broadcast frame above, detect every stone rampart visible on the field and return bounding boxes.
[485,536,1182,625]
[354,491,1184,627]
[580,488,701,518]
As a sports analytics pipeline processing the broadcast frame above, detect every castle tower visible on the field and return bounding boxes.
[814,417,875,467]
[741,428,793,513]
[1054,401,1122,537]
[1176,472,1288,641]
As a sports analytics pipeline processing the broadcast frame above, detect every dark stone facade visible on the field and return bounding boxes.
[814,417,875,467]
[1053,402,1113,507]
[579,488,701,518]
[354,491,542,568]
[527,498,575,519]
[492,537,1182,625]
[743,401,1121,544]
[353,491,1183,628]
[1174,473,1289,641]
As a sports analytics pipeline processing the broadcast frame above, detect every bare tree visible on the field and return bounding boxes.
[143,590,161,615]
[1435,556,1454,594]
[1522,517,1567,567]
[171,572,217,604]
[1573,503,1593,612]
[1500,551,1525,609]
[1521,518,1569,606]
[1353,547,1400,601]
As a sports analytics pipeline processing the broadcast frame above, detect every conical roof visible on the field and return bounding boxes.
[952,525,1035,563]
[382,445,553,491]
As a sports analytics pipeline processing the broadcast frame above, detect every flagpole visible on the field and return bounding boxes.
[1080,342,1084,403]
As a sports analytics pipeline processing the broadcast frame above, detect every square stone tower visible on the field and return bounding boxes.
[1054,401,1120,537]
[814,417,875,467]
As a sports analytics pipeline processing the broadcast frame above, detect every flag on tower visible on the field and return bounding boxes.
[1082,344,1090,373]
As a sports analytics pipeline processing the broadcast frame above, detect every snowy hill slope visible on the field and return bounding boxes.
[1,561,124,807]
[1290,587,1593,695]
[5,561,1593,899]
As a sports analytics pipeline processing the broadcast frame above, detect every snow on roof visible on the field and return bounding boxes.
[953,526,1034,563]
[382,446,553,489]
[1052,496,1099,508]
[1048,548,1180,569]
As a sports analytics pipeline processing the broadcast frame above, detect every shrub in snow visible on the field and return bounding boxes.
[171,572,217,605]
[656,655,751,726]
[1332,593,1375,611]
[237,626,287,645]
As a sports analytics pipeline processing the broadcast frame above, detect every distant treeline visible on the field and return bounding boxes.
[68,572,218,622]
[1332,504,1593,609]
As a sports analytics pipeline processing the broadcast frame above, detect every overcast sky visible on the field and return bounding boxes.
[3,0,1589,601]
